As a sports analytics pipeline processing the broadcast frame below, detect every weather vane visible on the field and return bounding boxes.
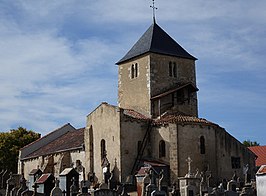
[150,0,158,23]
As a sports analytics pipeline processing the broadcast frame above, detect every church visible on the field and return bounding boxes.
[18,18,256,187]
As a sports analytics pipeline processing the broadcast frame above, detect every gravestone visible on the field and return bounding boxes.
[139,169,150,196]
[6,172,15,196]
[145,170,157,196]
[227,180,237,192]
[17,177,28,196]
[59,168,79,196]
[28,169,42,191]
[50,178,62,196]
[119,186,129,196]
[108,171,116,190]
[21,189,34,196]
[11,187,19,196]
[92,189,118,196]
[151,189,167,196]
[32,183,39,195]
[158,170,168,194]
[240,186,254,196]
[199,172,208,195]
[98,183,108,190]
[10,174,22,196]
[185,157,193,178]
[179,157,200,196]
[225,190,238,196]
[170,183,178,196]
[0,170,5,188]
[2,170,9,189]
[79,181,89,195]
[74,160,85,185]
[35,173,55,196]
[76,182,90,196]
[70,177,79,196]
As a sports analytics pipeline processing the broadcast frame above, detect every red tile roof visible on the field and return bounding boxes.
[248,146,266,167]
[21,123,74,150]
[25,128,84,159]
[123,109,215,127]
[36,174,53,184]
[257,165,266,175]
[123,109,150,120]
[153,114,216,126]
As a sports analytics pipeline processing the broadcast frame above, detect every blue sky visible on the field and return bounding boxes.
[0,1,265,145]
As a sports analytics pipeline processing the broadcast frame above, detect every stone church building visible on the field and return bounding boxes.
[19,21,256,186]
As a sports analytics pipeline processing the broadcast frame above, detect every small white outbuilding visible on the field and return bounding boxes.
[256,165,266,196]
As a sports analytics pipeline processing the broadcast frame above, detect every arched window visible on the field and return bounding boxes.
[200,136,205,154]
[159,140,166,158]
[89,126,94,172]
[101,139,106,160]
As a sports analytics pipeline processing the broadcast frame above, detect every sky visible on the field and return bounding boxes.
[0,0,265,145]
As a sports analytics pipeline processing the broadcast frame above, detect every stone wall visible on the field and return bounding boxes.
[21,157,40,181]
[118,55,151,116]
[118,53,198,117]
[120,116,148,182]
[149,53,198,117]
[149,53,196,96]
[177,124,217,178]
[21,150,85,181]
[85,103,121,183]
[215,127,256,180]
[153,122,256,184]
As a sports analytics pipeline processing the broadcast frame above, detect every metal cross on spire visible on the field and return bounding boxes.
[150,0,158,23]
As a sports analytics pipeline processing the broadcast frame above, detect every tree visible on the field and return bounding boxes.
[0,127,40,173]
[243,140,260,147]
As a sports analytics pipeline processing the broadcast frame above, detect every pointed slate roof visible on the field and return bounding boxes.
[117,22,197,64]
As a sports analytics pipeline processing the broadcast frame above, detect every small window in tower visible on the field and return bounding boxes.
[137,141,142,153]
[231,157,241,169]
[131,64,135,79]
[130,63,139,79]
[135,63,138,77]
[159,140,166,158]
[173,62,177,78]
[200,136,205,154]
[169,62,173,77]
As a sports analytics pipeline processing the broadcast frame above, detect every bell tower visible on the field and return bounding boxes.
[117,21,198,118]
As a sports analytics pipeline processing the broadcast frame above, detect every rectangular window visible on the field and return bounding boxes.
[169,61,177,78]
[231,157,241,169]
[131,63,138,79]
[173,62,177,78]
[169,62,173,77]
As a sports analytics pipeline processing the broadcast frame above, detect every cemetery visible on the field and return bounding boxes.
[0,156,260,195]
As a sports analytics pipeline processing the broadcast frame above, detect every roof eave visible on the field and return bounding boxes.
[20,145,84,161]
[116,51,197,65]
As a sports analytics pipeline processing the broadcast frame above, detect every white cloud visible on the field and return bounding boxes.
[0,10,119,134]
